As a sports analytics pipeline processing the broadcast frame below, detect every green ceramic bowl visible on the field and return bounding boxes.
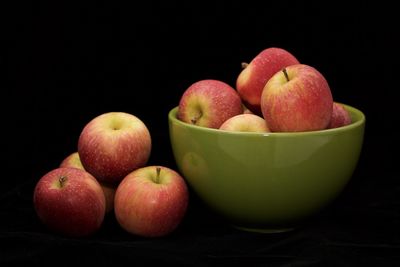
[168,104,365,233]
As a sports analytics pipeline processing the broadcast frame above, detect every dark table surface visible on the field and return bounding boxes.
[1,163,399,266]
[2,1,398,266]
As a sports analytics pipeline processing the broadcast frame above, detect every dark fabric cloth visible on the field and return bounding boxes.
[1,168,399,266]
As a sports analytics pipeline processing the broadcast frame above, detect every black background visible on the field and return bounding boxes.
[2,1,398,266]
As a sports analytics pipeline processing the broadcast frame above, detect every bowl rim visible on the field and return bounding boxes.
[168,103,365,137]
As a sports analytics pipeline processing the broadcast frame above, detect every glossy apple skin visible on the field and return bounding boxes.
[329,102,352,128]
[177,79,243,129]
[236,47,300,115]
[114,166,189,237]
[261,64,333,132]
[33,167,106,237]
[78,112,151,184]
[60,152,116,213]
[219,114,270,133]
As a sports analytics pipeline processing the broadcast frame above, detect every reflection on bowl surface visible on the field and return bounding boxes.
[168,104,365,233]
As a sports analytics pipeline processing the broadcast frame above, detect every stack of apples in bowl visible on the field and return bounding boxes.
[169,47,365,232]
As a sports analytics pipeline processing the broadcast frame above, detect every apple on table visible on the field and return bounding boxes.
[177,79,243,129]
[260,64,333,132]
[219,114,270,133]
[236,47,300,115]
[114,166,189,237]
[78,112,152,184]
[60,152,116,214]
[33,167,106,237]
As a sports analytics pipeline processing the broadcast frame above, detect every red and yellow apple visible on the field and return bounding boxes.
[60,152,116,213]
[261,64,333,132]
[328,102,352,129]
[219,114,270,133]
[114,166,189,237]
[78,112,152,184]
[236,47,300,115]
[177,79,243,129]
[33,167,106,237]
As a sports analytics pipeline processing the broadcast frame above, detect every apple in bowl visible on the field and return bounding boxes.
[236,47,300,115]
[219,114,270,133]
[329,102,352,129]
[261,64,333,132]
[177,79,243,129]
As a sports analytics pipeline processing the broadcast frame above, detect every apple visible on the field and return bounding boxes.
[177,79,243,129]
[98,182,117,214]
[78,112,152,184]
[114,166,189,237]
[219,114,270,133]
[236,47,300,115]
[260,64,333,132]
[242,104,254,114]
[60,151,84,170]
[33,167,106,237]
[328,102,352,129]
[60,152,116,213]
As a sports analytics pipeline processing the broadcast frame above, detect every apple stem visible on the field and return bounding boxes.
[59,176,67,188]
[282,68,290,82]
[156,167,161,184]
[241,62,249,69]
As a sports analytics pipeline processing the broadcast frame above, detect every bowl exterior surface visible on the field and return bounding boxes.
[168,105,365,230]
